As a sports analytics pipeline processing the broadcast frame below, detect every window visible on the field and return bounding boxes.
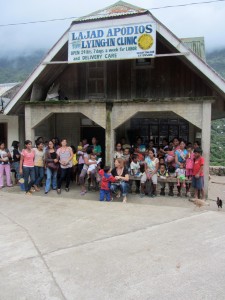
[87,62,105,97]
[134,58,155,69]
[130,118,189,146]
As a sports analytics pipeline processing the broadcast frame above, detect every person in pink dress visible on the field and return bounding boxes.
[0,141,12,189]
[186,145,195,180]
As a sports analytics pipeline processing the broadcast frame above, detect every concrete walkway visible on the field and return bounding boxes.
[0,177,225,299]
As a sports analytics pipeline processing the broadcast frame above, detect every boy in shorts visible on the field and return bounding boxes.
[192,148,205,200]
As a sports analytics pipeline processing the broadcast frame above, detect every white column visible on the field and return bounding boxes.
[201,101,212,199]
[25,106,35,143]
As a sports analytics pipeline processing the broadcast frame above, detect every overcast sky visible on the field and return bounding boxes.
[1,0,225,56]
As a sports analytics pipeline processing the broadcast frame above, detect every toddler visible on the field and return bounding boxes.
[98,166,116,201]
[167,165,176,196]
[176,162,186,188]
[157,164,168,196]
[165,145,175,166]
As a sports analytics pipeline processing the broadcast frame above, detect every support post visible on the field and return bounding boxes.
[105,102,114,166]
[201,102,212,199]
[25,106,35,142]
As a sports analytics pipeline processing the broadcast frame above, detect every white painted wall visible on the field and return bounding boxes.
[0,115,18,146]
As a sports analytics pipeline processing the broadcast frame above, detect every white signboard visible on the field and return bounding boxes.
[68,22,156,63]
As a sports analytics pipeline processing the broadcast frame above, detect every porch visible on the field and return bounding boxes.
[24,96,213,197]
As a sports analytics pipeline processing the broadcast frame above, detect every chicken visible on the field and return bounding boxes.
[216,197,223,210]
[194,199,210,208]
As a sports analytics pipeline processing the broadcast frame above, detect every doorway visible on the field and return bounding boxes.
[0,123,7,146]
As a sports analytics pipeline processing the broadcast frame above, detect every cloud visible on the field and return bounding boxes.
[0,0,224,56]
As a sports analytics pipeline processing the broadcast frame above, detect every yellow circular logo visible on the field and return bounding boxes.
[138,34,154,50]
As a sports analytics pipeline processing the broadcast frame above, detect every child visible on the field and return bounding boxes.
[176,162,186,187]
[158,164,168,179]
[186,145,194,179]
[176,162,186,197]
[185,145,195,197]
[157,164,168,196]
[130,154,141,194]
[98,166,116,201]
[159,157,165,166]
[130,154,141,176]
[192,148,205,200]
[122,148,130,169]
[87,153,102,187]
[168,165,176,196]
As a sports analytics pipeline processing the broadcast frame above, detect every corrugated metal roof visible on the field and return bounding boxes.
[0,82,20,97]
[72,1,148,23]
[181,37,206,61]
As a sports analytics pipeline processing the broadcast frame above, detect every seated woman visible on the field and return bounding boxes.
[140,149,159,198]
[110,158,129,203]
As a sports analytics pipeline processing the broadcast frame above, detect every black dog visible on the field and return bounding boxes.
[217,197,223,210]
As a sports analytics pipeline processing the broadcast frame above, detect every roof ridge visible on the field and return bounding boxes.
[72,1,148,24]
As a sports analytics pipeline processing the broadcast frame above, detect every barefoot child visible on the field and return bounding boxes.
[176,162,186,197]
[157,163,168,196]
[186,145,194,179]
[130,154,141,194]
[98,166,116,201]
[192,147,205,200]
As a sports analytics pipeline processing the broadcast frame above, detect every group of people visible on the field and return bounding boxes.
[112,137,205,200]
[0,135,205,202]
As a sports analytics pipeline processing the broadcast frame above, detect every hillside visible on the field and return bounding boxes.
[206,48,225,79]
[0,50,46,83]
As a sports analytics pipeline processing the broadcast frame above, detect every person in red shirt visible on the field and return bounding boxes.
[192,148,205,200]
[98,166,116,201]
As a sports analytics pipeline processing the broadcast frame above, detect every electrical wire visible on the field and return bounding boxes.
[0,0,224,27]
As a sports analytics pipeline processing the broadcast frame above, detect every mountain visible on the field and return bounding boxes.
[0,50,46,83]
[206,48,225,79]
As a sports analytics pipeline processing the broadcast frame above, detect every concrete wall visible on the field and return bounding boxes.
[0,115,18,147]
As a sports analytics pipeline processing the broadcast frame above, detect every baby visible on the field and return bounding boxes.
[165,145,175,165]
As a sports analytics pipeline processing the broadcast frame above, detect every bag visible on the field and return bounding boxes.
[47,162,59,171]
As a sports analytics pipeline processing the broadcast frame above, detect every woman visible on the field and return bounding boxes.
[56,139,73,194]
[140,149,159,198]
[175,140,188,168]
[11,141,21,183]
[0,141,12,188]
[110,158,129,203]
[172,137,180,151]
[79,147,98,195]
[45,140,59,194]
[113,143,123,160]
[33,141,45,191]
[92,137,102,159]
[19,140,35,195]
